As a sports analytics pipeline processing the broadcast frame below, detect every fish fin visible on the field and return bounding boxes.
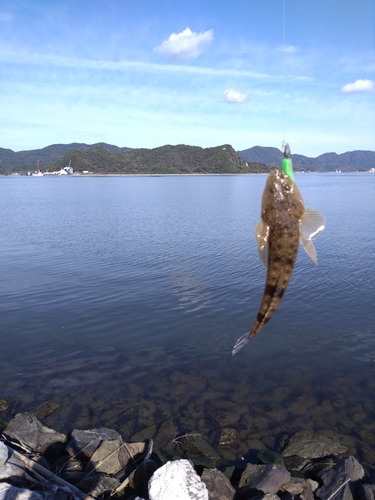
[232,332,250,356]
[255,221,269,269]
[299,209,325,264]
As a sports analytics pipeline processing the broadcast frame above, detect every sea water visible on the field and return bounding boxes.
[1,173,375,470]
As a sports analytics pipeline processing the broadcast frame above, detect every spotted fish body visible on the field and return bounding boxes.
[232,167,325,356]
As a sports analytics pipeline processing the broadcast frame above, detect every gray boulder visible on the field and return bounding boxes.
[76,472,121,497]
[66,427,122,460]
[358,483,375,500]
[66,426,146,475]
[3,413,66,454]
[282,431,348,459]
[201,468,235,500]
[239,463,291,496]
[0,483,44,500]
[315,456,364,500]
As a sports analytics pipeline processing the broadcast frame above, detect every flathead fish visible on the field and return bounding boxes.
[232,167,325,355]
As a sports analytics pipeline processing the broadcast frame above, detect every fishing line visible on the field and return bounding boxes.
[281,0,294,180]
[282,0,286,146]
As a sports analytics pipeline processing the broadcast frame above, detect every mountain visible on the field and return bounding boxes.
[0,142,132,174]
[1,141,374,175]
[237,146,283,166]
[50,144,269,175]
[237,146,375,172]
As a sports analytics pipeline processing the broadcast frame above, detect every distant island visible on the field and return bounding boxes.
[0,142,374,175]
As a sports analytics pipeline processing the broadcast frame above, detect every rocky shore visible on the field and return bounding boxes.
[1,399,375,500]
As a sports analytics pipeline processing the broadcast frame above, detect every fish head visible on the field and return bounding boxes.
[261,168,304,226]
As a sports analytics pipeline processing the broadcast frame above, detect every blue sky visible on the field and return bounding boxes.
[1,0,374,156]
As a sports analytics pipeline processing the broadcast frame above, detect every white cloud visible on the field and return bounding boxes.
[223,89,249,103]
[340,79,374,94]
[278,45,298,53]
[154,27,214,62]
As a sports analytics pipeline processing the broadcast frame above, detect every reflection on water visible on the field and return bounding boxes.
[1,174,375,474]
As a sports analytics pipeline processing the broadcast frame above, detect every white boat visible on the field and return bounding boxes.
[56,160,73,175]
[32,160,44,176]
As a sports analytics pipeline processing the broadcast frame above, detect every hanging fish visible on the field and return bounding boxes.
[232,144,325,355]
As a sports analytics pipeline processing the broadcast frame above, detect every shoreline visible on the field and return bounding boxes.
[1,406,374,500]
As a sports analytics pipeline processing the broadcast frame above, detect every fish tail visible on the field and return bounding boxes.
[232,332,251,356]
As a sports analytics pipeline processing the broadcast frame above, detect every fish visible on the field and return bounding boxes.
[232,167,325,355]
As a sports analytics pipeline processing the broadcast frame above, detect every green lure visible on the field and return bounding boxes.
[282,143,295,183]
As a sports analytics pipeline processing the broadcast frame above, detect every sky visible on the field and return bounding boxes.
[0,0,374,157]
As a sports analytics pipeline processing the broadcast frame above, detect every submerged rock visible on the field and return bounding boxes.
[32,401,60,420]
[217,428,239,447]
[282,431,349,459]
[0,397,12,413]
[148,459,208,500]
[181,434,220,468]
[257,449,285,467]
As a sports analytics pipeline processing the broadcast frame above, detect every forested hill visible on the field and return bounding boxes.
[51,144,269,174]
[2,141,374,174]
[0,142,132,174]
[237,146,375,172]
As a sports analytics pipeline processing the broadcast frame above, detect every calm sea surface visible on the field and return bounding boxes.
[1,173,375,470]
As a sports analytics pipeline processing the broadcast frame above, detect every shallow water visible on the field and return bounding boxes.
[1,173,375,473]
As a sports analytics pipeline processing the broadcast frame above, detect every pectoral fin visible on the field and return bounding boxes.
[299,209,325,264]
[255,221,269,268]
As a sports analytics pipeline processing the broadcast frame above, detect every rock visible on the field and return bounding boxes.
[209,409,240,427]
[239,463,291,495]
[3,412,67,454]
[257,450,285,466]
[154,420,178,449]
[86,437,142,475]
[281,477,305,495]
[0,462,31,488]
[0,441,8,466]
[148,459,208,500]
[315,456,364,500]
[181,434,220,468]
[358,483,375,500]
[131,425,157,442]
[217,428,239,447]
[32,401,60,420]
[282,431,349,459]
[77,472,121,497]
[201,468,236,500]
[0,418,7,431]
[282,455,309,471]
[0,397,11,413]
[222,466,235,480]
[139,399,157,427]
[259,495,281,500]
[300,481,315,500]
[0,483,44,500]
[66,427,122,460]
[133,459,159,499]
